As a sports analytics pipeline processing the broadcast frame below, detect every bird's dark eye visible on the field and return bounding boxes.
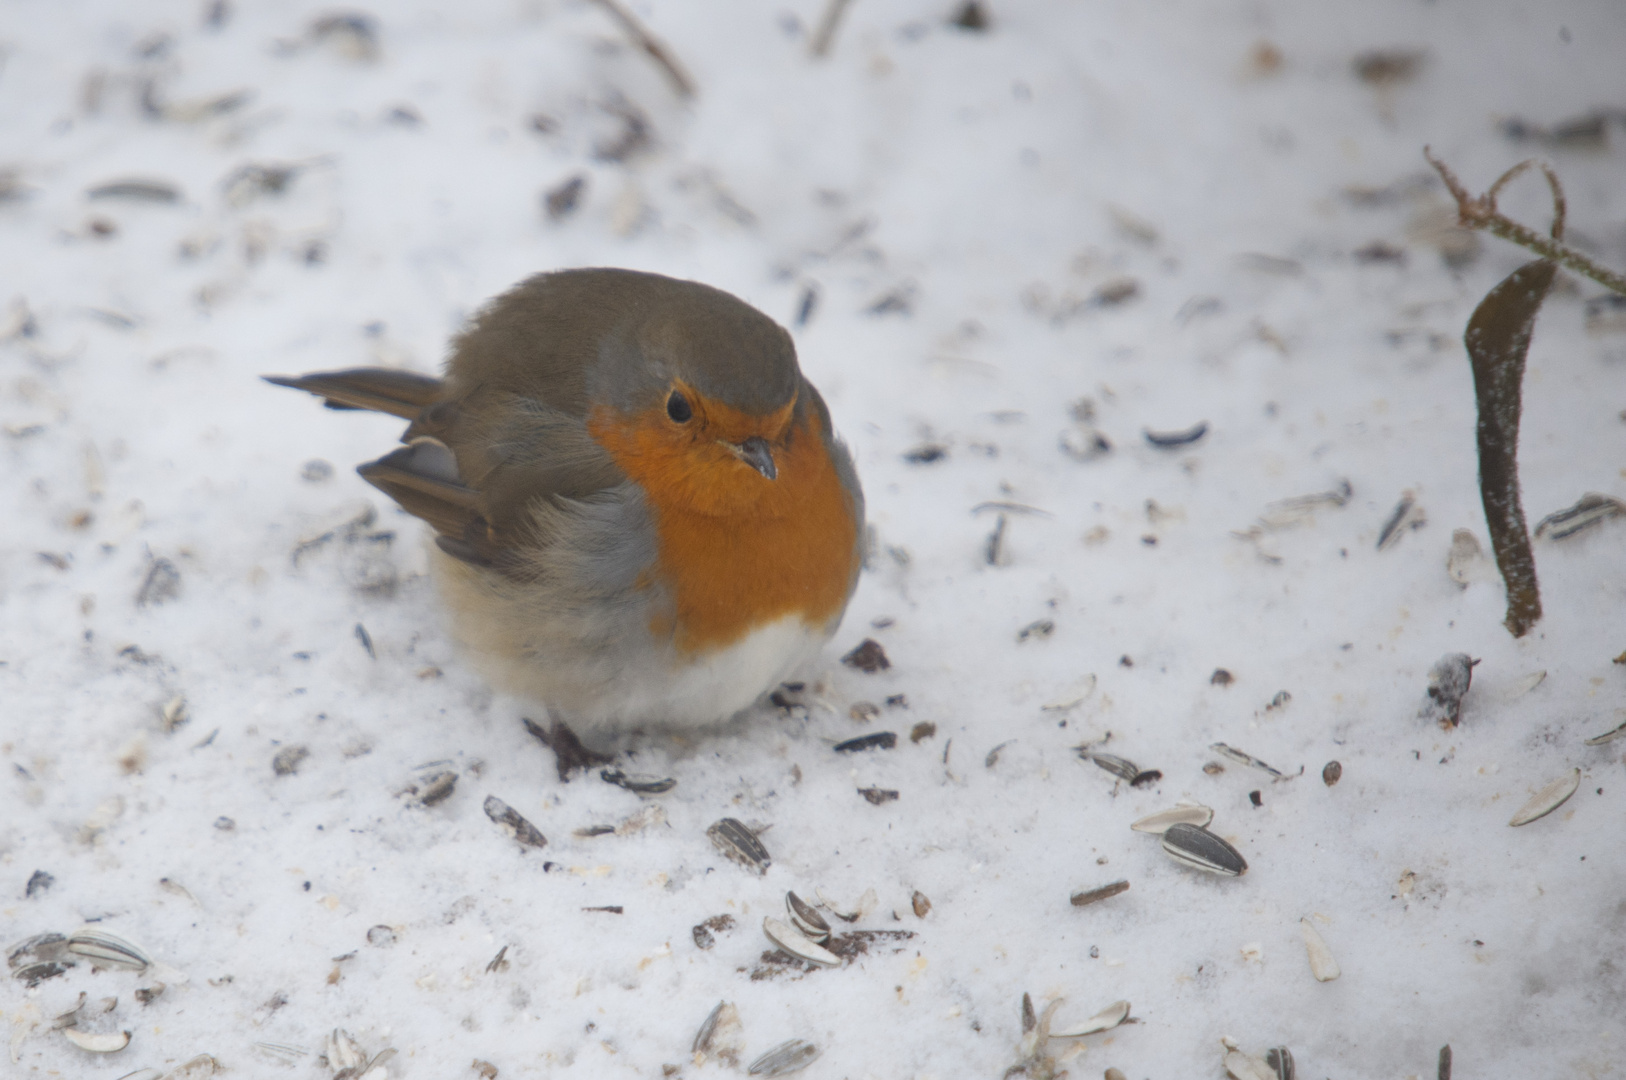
[666,391,692,423]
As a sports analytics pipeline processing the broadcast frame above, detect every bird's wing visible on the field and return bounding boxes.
[269,367,629,577]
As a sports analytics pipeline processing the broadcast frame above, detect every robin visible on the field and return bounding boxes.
[268,268,865,736]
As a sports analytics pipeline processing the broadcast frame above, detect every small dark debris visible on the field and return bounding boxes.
[1500,112,1609,150]
[1376,490,1424,549]
[522,717,613,782]
[692,913,735,950]
[849,701,879,722]
[545,175,586,220]
[385,104,422,126]
[136,558,182,606]
[842,638,891,673]
[835,732,897,753]
[25,870,54,898]
[866,284,915,316]
[859,786,899,805]
[1093,277,1140,306]
[366,925,397,947]
[529,113,559,134]
[984,513,1007,566]
[575,824,616,837]
[1203,762,1224,775]
[1354,241,1407,264]
[600,769,676,795]
[134,984,165,1006]
[1249,789,1263,807]
[1069,879,1129,907]
[1323,761,1343,786]
[1119,655,1133,668]
[214,816,236,830]
[272,745,309,776]
[483,795,547,849]
[1265,690,1291,710]
[884,694,908,708]
[909,722,936,743]
[1140,534,1157,546]
[484,946,509,974]
[795,284,819,327]
[911,890,932,917]
[88,178,181,203]
[948,0,988,31]
[1439,1044,1452,1080]
[37,552,69,570]
[1017,619,1054,642]
[1130,769,1162,788]
[1210,668,1234,686]
[902,443,947,465]
[301,459,334,482]
[354,622,375,658]
[408,770,457,807]
[592,98,653,163]
[1144,421,1208,448]
[1353,49,1424,85]
[583,905,623,914]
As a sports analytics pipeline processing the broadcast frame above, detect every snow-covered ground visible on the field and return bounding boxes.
[3,1,1624,1077]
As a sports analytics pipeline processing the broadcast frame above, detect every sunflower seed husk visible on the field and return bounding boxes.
[114,1069,164,1080]
[1445,528,1485,585]
[1266,1046,1296,1080]
[599,768,676,795]
[763,917,840,968]
[1069,879,1130,907]
[66,928,151,971]
[748,1038,821,1076]
[1048,999,1130,1038]
[483,795,547,849]
[815,886,876,922]
[1322,761,1342,786]
[1081,751,1141,782]
[786,892,831,942]
[1533,492,1626,540]
[1208,743,1283,778]
[1506,670,1546,699]
[693,1000,730,1055]
[1508,768,1581,826]
[1129,804,1214,833]
[63,1027,131,1052]
[9,932,70,970]
[1226,1049,1277,1080]
[1584,718,1626,746]
[15,960,72,985]
[708,818,771,874]
[163,1054,220,1079]
[1420,653,1475,728]
[1299,918,1341,981]
[1161,823,1247,876]
[326,1029,365,1071]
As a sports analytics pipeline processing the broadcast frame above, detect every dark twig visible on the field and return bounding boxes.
[1438,1044,1452,1080]
[587,0,696,99]
[1425,149,1626,296]
[809,0,854,58]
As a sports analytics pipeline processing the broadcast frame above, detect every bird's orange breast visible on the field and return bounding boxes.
[587,400,859,655]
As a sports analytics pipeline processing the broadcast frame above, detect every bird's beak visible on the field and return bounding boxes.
[722,435,777,481]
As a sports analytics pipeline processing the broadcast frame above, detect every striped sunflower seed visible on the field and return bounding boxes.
[1266,1046,1296,1080]
[1080,751,1141,782]
[1160,823,1247,876]
[786,892,831,943]
[599,769,676,795]
[708,818,771,874]
[66,929,151,971]
[1508,768,1581,826]
[748,1039,821,1076]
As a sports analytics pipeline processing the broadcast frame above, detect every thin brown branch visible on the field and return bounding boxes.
[810,0,855,58]
[1424,148,1626,295]
[587,0,696,100]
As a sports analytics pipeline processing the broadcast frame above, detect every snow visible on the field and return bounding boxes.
[3,1,1625,1078]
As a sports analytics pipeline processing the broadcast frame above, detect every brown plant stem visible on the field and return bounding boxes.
[1425,148,1626,296]
[587,0,697,99]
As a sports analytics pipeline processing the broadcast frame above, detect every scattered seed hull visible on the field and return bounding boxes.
[66,929,151,971]
[1083,751,1142,782]
[1508,768,1580,826]
[1130,805,1213,833]
[1298,918,1341,981]
[1160,823,1247,876]
[708,818,771,873]
[748,1038,821,1076]
[1209,743,1283,778]
[786,892,831,942]
[1069,879,1130,907]
[1533,492,1626,540]
[483,796,547,849]
[763,917,841,967]
[599,768,676,794]
[1584,718,1626,746]
[1049,999,1130,1038]
[1266,1046,1297,1080]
